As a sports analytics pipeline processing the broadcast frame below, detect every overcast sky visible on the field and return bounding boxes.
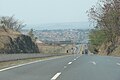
[0,0,98,24]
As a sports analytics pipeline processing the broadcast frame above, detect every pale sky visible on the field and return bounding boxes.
[0,0,98,25]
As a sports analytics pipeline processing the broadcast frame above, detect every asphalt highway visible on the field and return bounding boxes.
[0,54,120,80]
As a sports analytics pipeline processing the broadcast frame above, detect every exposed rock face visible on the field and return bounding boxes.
[0,34,39,53]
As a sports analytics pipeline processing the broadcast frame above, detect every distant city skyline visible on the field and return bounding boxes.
[0,0,98,29]
[22,29,89,43]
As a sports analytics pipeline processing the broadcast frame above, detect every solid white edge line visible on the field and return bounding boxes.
[68,62,72,65]
[0,60,42,72]
[0,55,72,72]
[51,72,61,80]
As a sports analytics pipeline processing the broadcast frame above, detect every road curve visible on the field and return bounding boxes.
[0,54,120,80]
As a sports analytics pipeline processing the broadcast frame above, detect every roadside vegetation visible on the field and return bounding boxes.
[88,29,106,53]
[0,56,60,69]
[28,28,38,42]
[0,16,25,32]
[88,0,120,56]
[0,16,39,53]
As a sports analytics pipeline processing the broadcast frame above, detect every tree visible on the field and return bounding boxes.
[0,16,25,32]
[28,29,38,42]
[87,0,120,44]
[28,29,34,39]
[89,28,106,46]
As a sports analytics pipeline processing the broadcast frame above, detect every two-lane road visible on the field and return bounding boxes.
[57,55,120,80]
[0,54,120,80]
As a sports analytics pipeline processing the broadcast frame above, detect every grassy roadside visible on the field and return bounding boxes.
[0,56,61,70]
[0,44,74,70]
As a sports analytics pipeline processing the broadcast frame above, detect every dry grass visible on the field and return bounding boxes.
[0,56,54,69]
[0,29,20,36]
[38,44,73,54]
[111,46,120,57]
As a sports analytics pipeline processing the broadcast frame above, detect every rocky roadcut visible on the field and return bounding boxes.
[0,30,39,53]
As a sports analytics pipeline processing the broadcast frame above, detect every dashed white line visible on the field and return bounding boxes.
[68,62,72,65]
[74,59,77,61]
[91,61,96,65]
[64,66,67,68]
[117,63,120,66]
[51,72,61,80]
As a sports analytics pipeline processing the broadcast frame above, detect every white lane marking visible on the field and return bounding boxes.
[0,55,71,72]
[74,59,76,61]
[117,63,120,66]
[68,62,72,65]
[64,66,67,68]
[76,57,79,59]
[0,60,42,72]
[91,61,96,65]
[51,72,61,80]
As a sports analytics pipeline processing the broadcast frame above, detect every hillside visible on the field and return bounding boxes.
[98,40,120,57]
[0,29,39,53]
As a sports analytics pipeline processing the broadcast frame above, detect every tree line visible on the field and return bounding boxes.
[88,0,120,54]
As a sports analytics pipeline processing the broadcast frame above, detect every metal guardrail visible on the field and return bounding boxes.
[0,53,64,62]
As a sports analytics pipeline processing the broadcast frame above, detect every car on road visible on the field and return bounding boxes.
[82,49,88,54]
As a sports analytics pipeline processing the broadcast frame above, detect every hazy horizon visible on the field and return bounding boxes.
[23,21,92,30]
[0,0,98,29]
